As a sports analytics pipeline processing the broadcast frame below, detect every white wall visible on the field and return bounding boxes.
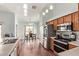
[0,11,15,40]
[17,23,25,39]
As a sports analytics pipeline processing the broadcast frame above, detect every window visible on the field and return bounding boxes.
[25,25,34,35]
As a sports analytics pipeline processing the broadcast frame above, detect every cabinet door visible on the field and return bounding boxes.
[50,38,54,50]
[53,19,57,30]
[69,44,77,49]
[57,17,64,24]
[63,14,72,23]
[49,21,53,24]
[72,11,79,31]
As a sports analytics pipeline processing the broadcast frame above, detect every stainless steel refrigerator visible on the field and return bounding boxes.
[43,24,56,49]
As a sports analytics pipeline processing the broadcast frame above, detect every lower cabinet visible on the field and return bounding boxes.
[50,38,54,50]
[69,44,77,49]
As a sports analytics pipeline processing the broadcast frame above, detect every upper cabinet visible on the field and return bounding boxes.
[47,20,53,25]
[46,21,52,25]
[53,19,57,30]
[49,21,53,24]
[57,17,64,25]
[63,14,72,23]
[47,8,79,31]
[72,11,79,31]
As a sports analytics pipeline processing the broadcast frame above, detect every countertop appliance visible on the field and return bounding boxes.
[57,23,73,31]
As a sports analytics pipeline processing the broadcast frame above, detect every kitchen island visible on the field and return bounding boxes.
[0,43,14,56]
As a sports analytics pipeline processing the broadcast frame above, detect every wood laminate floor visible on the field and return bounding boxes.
[18,39,55,56]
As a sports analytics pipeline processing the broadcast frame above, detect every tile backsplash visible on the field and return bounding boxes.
[74,32,79,41]
[57,31,79,41]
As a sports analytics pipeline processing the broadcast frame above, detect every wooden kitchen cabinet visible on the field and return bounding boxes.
[72,11,79,31]
[53,19,57,30]
[46,20,53,25]
[49,21,53,24]
[69,44,77,49]
[47,11,79,31]
[50,37,54,50]
[57,17,64,24]
[63,14,72,23]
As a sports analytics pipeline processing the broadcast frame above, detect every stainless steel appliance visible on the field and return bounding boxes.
[54,39,69,53]
[57,23,73,31]
[43,24,56,49]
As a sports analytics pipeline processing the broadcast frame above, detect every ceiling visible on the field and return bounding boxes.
[0,3,48,22]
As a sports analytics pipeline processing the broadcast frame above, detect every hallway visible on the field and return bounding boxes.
[17,39,55,56]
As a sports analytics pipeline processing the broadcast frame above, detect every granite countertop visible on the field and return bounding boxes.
[69,41,79,46]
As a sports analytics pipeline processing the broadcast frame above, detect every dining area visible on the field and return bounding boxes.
[25,31,36,41]
[24,24,37,41]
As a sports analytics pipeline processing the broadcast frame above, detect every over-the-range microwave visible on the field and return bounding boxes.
[57,23,73,31]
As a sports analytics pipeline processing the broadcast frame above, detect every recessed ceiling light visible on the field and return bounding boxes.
[24,9,27,13]
[42,12,45,15]
[23,4,28,9]
[45,9,48,13]
[24,13,27,16]
[49,5,53,10]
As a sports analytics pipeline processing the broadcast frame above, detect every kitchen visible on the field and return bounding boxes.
[42,3,79,56]
[0,3,79,56]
